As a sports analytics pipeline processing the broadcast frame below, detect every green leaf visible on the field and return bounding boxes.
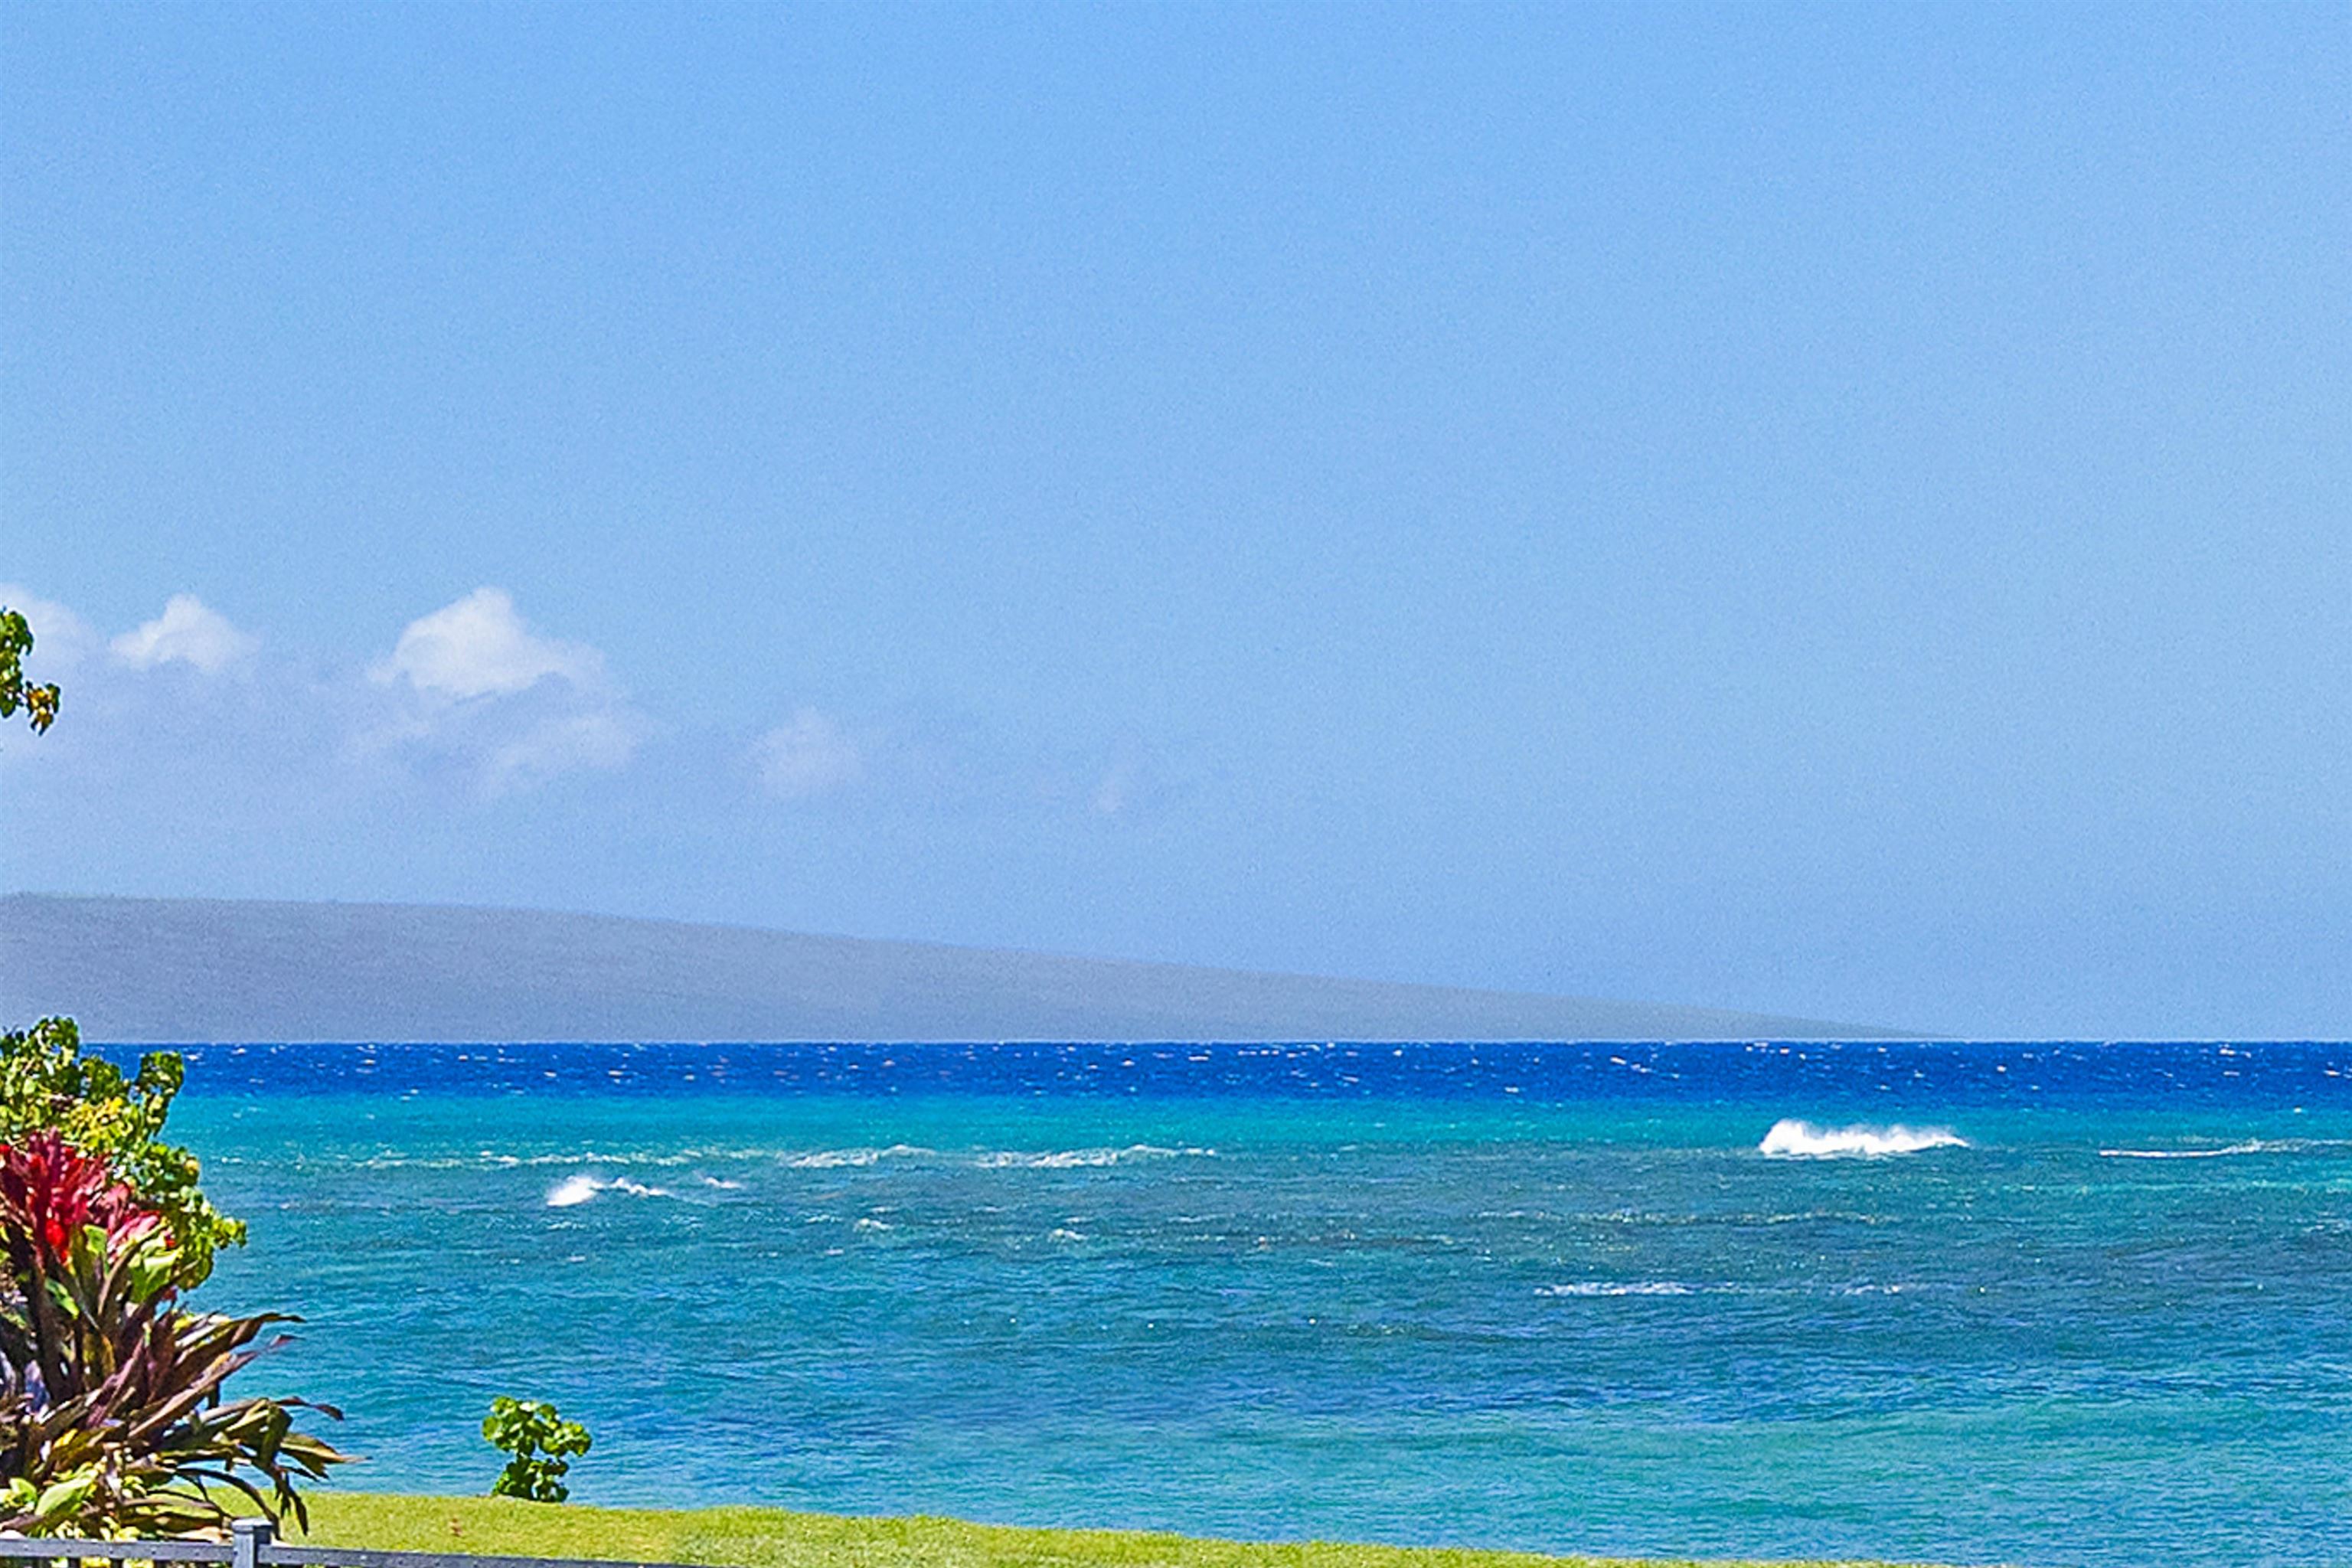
[33,1469,100,1524]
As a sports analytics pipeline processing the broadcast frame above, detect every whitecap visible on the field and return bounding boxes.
[975,1144,1210,1169]
[2093,1139,2348,1159]
[1758,1119,1968,1158]
[492,1151,693,1168]
[788,1143,933,1168]
[1537,1282,1695,1297]
[606,1178,671,1198]
[544,1174,674,1207]
[545,1174,601,1207]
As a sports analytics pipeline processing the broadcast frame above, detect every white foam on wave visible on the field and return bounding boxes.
[1758,1119,1968,1158]
[2096,1139,2344,1159]
[492,1150,695,1169]
[544,1174,674,1207]
[788,1144,933,1168]
[608,1178,669,1197]
[546,1174,600,1207]
[2100,1140,2264,1159]
[782,1142,1214,1171]
[1537,1281,1695,1297]
[975,1144,1211,1169]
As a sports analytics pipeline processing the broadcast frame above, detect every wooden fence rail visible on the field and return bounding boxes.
[0,1520,699,1568]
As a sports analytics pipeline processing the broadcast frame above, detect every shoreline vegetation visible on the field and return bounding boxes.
[286,1494,1939,1568]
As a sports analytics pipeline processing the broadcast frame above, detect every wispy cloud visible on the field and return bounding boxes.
[1092,761,1136,818]
[110,594,259,674]
[481,710,642,795]
[755,707,863,800]
[1082,745,1194,822]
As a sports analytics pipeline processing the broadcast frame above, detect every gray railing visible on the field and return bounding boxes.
[0,1520,699,1568]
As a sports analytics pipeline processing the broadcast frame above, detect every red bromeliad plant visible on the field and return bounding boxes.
[0,1132,350,1537]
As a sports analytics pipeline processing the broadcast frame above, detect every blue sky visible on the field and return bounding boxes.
[3,3,2345,1038]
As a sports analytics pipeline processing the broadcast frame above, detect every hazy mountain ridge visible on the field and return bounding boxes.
[0,893,1903,1044]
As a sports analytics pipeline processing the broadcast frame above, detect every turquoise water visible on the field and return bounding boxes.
[168,1043,2350,1567]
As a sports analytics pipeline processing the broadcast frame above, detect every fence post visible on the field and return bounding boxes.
[233,1517,275,1568]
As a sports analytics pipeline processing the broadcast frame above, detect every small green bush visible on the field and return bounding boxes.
[483,1396,592,1502]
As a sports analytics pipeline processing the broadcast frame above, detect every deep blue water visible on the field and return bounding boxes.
[154,1041,2351,1568]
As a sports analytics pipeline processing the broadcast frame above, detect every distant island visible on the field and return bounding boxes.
[0,893,1904,1044]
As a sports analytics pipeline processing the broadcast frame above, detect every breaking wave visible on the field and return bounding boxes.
[1759,1119,1968,1158]
[545,1174,674,1207]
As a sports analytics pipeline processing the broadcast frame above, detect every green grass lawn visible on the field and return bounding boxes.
[287,1494,1931,1568]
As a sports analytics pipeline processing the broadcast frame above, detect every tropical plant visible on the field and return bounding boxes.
[482,1396,591,1502]
[0,1018,243,1287]
[0,1133,350,1535]
[0,606,59,735]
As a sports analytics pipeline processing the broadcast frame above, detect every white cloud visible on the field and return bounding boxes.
[1,584,103,672]
[361,588,645,792]
[110,594,260,674]
[372,587,599,701]
[756,707,863,800]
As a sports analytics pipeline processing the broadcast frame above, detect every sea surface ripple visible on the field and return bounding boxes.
[163,1040,2350,1568]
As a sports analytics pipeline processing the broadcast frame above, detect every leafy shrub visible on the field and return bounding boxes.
[0,1132,350,1535]
[482,1396,591,1502]
[0,1018,243,1287]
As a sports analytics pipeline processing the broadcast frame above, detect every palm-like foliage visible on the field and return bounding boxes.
[0,1133,350,1537]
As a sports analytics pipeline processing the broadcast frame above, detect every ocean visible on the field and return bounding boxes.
[165,1040,2349,1568]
